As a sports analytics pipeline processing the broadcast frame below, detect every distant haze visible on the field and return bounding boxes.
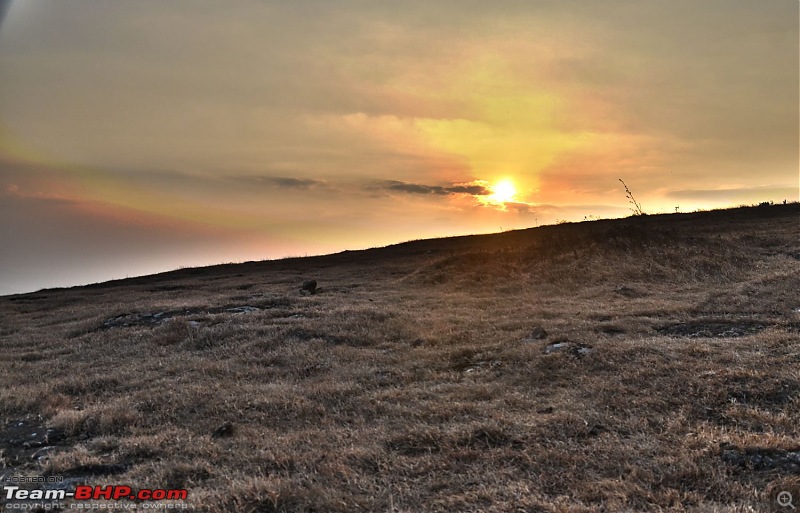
[1,0,797,295]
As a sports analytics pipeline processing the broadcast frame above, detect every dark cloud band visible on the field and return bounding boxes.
[228,176,324,190]
[378,180,490,196]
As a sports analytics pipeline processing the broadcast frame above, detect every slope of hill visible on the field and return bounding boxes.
[1,204,799,512]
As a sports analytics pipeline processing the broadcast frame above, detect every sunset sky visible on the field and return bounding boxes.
[0,0,797,295]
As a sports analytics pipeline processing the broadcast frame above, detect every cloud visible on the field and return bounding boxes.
[0,191,227,294]
[666,186,798,202]
[504,201,536,214]
[0,0,11,29]
[0,186,343,295]
[376,180,490,196]
[448,184,491,195]
[227,175,325,190]
[1,0,796,294]
[102,169,330,194]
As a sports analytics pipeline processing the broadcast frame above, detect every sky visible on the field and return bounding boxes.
[0,0,797,295]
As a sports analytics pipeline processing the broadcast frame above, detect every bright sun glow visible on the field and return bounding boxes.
[489,180,517,203]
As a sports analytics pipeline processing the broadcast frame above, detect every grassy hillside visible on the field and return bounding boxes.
[1,204,799,512]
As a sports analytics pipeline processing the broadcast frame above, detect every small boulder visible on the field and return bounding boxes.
[523,326,548,341]
[226,306,259,314]
[544,342,570,354]
[211,422,235,439]
[543,341,594,357]
[301,280,318,295]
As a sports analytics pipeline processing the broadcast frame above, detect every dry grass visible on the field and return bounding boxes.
[1,204,799,512]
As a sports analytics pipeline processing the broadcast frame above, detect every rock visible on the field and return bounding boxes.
[226,306,259,314]
[44,428,65,444]
[544,342,570,354]
[526,326,548,340]
[301,280,318,295]
[211,422,235,439]
[543,341,594,357]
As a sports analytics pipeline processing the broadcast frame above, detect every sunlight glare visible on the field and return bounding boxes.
[490,180,517,203]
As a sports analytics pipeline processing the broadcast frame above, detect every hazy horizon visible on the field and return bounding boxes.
[1,0,797,295]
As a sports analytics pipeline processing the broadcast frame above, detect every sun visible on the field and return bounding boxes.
[489,180,517,203]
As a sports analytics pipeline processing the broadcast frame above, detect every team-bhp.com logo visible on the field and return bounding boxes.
[3,484,189,509]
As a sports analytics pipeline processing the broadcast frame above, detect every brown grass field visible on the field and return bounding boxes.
[1,203,799,512]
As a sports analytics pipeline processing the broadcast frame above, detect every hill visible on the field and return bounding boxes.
[1,203,799,512]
